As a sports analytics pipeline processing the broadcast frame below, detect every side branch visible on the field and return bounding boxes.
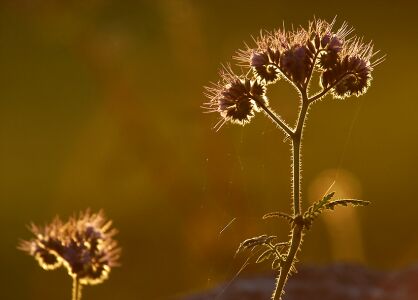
[255,100,294,137]
[304,50,327,92]
[308,72,355,103]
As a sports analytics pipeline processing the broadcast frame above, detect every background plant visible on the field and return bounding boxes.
[19,210,120,300]
[204,18,383,299]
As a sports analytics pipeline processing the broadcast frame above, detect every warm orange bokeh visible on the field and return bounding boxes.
[0,1,416,299]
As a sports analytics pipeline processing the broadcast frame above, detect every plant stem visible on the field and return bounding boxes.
[272,225,303,300]
[291,139,301,216]
[255,100,294,138]
[308,72,355,103]
[72,277,82,300]
[272,96,310,300]
[293,97,309,214]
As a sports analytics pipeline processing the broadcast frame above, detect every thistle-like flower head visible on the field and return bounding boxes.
[235,18,382,93]
[204,66,268,130]
[204,18,383,129]
[321,38,382,99]
[19,210,120,285]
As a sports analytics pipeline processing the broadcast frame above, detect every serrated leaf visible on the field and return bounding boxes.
[256,248,273,263]
[237,235,267,252]
[304,192,336,216]
[271,258,282,270]
[275,242,290,249]
[302,191,337,228]
[323,191,335,202]
[263,211,293,223]
[325,199,370,210]
[236,235,277,254]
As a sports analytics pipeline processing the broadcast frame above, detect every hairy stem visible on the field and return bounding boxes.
[255,100,294,137]
[291,139,301,215]
[293,97,309,213]
[272,225,303,300]
[72,277,82,300]
[272,96,310,300]
[305,49,327,90]
[308,72,355,103]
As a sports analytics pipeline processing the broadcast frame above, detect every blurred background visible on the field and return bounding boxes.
[0,0,417,299]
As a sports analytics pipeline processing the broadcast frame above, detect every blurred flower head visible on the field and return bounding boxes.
[19,210,120,285]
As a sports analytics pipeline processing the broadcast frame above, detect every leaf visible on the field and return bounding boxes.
[263,211,293,223]
[304,191,336,219]
[302,191,337,229]
[236,235,277,254]
[323,191,336,202]
[325,199,370,210]
[271,258,282,270]
[256,248,273,263]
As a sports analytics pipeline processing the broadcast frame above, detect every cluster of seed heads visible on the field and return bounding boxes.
[19,210,120,286]
[204,18,383,129]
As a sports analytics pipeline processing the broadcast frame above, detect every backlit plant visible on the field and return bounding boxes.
[19,210,120,300]
[204,18,383,299]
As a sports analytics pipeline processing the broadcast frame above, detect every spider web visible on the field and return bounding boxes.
[200,98,364,298]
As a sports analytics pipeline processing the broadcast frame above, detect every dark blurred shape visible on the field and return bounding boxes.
[181,263,418,300]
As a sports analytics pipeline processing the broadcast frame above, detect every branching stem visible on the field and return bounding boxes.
[255,100,294,138]
[308,72,355,103]
[256,65,351,300]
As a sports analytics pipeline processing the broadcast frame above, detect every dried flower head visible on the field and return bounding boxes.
[19,210,120,285]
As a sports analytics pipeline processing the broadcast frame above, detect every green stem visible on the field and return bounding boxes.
[72,277,82,300]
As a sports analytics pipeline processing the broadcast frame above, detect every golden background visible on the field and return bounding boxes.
[0,0,417,299]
